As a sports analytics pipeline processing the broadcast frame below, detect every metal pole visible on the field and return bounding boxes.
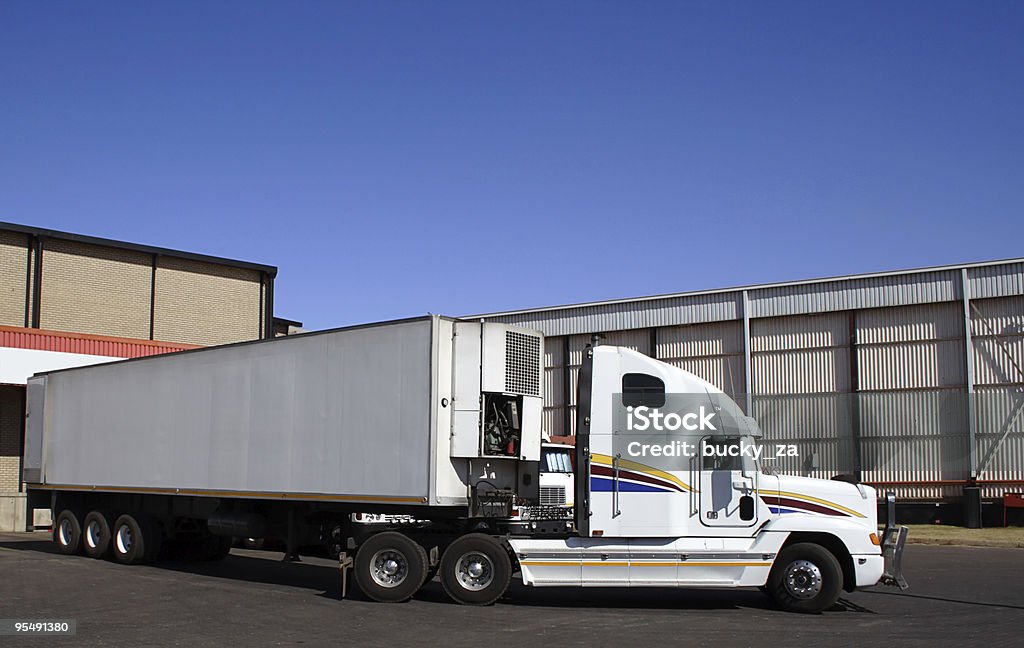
[30,237,43,328]
[848,311,863,482]
[562,337,571,438]
[742,290,752,415]
[264,273,275,340]
[961,268,978,480]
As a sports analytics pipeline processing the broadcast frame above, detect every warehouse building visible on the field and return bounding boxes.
[480,259,1024,508]
[0,221,278,530]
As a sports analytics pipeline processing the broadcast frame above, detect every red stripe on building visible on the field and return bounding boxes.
[0,325,200,358]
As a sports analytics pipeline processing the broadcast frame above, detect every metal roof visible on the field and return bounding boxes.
[0,221,277,276]
[0,325,199,358]
[476,258,1024,337]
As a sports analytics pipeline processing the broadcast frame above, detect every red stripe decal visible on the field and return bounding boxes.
[761,495,848,516]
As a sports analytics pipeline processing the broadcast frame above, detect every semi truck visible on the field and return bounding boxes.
[23,315,907,613]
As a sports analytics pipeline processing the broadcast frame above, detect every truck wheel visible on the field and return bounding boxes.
[354,532,428,603]
[439,534,512,606]
[767,543,843,613]
[82,511,113,559]
[54,509,82,555]
[112,514,162,565]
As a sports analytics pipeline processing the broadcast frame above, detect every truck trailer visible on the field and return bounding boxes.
[23,315,907,612]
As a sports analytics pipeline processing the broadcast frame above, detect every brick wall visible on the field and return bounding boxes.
[39,239,152,339]
[2,227,269,347]
[0,232,28,327]
[0,386,23,494]
[153,256,263,346]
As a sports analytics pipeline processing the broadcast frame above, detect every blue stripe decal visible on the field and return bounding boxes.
[590,477,671,493]
[768,507,804,515]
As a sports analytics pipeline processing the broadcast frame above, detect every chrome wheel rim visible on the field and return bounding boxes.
[370,549,408,588]
[455,551,494,591]
[116,525,133,555]
[86,520,102,549]
[783,559,823,599]
[58,518,73,546]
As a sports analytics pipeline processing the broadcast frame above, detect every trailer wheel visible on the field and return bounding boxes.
[354,532,428,603]
[439,534,512,606]
[767,542,843,613]
[54,509,82,555]
[112,514,162,565]
[82,511,113,559]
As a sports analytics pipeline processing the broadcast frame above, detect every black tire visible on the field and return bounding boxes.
[767,542,843,613]
[439,534,512,606]
[53,509,82,555]
[82,511,113,559]
[111,514,162,565]
[353,532,428,603]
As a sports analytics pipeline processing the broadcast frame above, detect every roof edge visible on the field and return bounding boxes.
[0,220,278,276]
[470,256,1024,319]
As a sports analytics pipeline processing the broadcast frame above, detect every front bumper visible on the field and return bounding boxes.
[878,492,909,590]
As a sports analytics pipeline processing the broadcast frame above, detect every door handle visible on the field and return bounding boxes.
[612,453,622,518]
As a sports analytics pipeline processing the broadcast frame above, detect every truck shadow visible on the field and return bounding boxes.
[860,589,1024,611]
[0,537,58,554]
[0,538,880,613]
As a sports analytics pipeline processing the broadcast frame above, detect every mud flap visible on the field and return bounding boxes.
[879,492,909,590]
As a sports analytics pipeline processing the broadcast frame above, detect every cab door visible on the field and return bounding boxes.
[696,436,758,528]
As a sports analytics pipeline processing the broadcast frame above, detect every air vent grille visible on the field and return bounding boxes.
[540,486,567,506]
[505,330,541,396]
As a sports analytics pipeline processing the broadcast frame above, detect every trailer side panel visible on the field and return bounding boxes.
[34,318,435,502]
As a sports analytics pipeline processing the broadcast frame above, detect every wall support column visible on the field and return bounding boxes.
[961,268,978,480]
[149,254,158,340]
[562,337,571,437]
[742,290,752,415]
[848,311,863,482]
[263,273,275,340]
[30,236,43,328]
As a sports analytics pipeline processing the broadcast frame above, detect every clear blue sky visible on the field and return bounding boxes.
[2,2,1022,329]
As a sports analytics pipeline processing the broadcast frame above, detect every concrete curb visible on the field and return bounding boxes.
[907,537,1024,549]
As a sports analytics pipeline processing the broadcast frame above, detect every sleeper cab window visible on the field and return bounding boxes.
[621,373,666,408]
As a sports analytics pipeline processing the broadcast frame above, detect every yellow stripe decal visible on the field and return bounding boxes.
[591,454,695,493]
[521,560,771,568]
[758,489,866,518]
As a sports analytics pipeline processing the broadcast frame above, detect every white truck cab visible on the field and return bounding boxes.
[507,345,907,613]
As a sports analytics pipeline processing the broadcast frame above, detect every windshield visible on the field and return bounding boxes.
[541,448,573,473]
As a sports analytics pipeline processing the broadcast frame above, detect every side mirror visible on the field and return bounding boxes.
[739,495,755,521]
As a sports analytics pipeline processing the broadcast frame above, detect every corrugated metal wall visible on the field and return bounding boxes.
[855,303,968,499]
[970,296,1024,497]
[657,320,745,400]
[750,313,855,482]
[487,260,1024,501]
[543,337,565,437]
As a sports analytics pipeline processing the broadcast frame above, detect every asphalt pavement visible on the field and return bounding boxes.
[1,531,1021,647]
